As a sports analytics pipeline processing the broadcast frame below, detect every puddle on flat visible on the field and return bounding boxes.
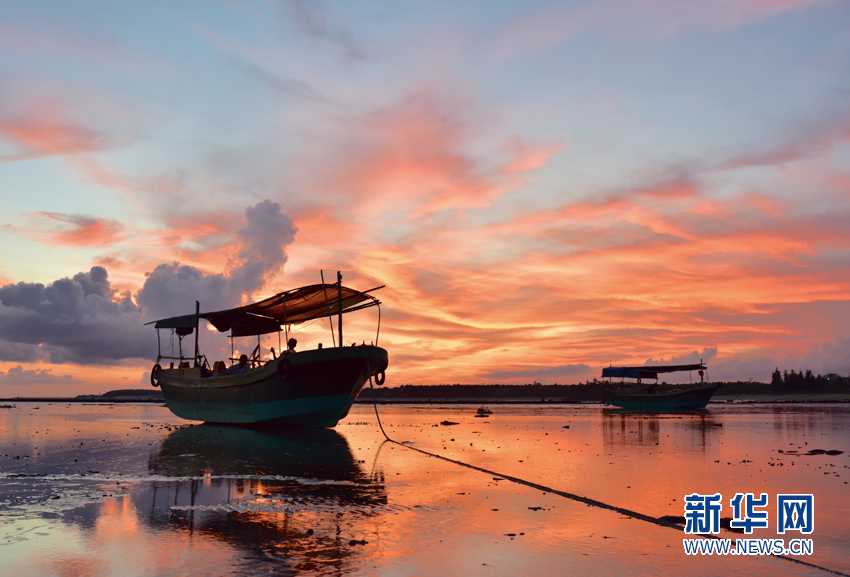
[0,402,847,576]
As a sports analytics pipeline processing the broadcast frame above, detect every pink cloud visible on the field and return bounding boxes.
[70,154,186,197]
[20,212,125,247]
[0,107,107,162]
[337,159,850,384]
[501,137,563,174]
[310,92,562,220]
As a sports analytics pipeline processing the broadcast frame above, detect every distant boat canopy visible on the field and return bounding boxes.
[602,364,706,380]
[149,283,381,338]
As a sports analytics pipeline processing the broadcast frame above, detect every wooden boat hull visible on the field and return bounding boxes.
[156,345,388,427]
[601,382,719,410]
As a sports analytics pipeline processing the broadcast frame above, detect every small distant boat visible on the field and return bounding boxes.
[601,362,718,410]
[148,273,388,427]
[475,406,492,417]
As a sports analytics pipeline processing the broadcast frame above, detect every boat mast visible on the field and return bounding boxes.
[337,270,343,347]
[320,270,336,347]
[193,301,200,367]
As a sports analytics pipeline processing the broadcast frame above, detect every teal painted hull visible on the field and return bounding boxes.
[601,383,719,410]
[156,345,388,427]
[164,393,354,427]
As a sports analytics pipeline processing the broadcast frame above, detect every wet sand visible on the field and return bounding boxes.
[1,403,847,576]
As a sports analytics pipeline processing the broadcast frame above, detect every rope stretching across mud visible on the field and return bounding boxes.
[367,381,847,576]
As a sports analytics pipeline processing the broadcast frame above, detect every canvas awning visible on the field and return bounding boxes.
[149,283,381,337]
[602,363,706,380]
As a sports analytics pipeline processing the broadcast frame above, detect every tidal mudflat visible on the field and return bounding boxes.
[0,403,847,576]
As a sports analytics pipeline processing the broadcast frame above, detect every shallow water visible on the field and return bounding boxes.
[0,402,847,576]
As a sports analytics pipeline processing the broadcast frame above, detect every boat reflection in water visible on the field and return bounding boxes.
[145,425,387,573]
[602,409,723,453]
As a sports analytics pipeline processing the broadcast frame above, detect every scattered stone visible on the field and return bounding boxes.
[349,539,368,546]
[528,507,544,511]
[306,529,314,536]
[440,421,459,426]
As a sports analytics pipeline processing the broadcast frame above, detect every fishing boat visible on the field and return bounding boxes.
[600,362,719,410]
[475,406,492,417]
[147,272,388,427]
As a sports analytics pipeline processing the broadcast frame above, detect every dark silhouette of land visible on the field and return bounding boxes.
[2,370,847,404]
[0,389,164,403]
[358,373,850,404]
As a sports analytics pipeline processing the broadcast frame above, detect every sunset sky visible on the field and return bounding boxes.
[1,0,849,395]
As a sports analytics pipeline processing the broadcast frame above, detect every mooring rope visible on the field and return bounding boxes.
[367,380,847,576]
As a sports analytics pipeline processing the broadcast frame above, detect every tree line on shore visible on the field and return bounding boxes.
[770,369,848,394]
[360,371,850,401]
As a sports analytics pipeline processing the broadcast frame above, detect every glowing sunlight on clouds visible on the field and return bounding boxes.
[0,0,849,393]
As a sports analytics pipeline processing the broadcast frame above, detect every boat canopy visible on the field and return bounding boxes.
[148,283,381,338]
[602,363,706,380]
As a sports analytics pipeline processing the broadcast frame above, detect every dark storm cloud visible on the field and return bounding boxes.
[135,263,236,321]
[0,200,298,366]
[137,200,297,320]
[0,266,151,365]
[0,341,44,363]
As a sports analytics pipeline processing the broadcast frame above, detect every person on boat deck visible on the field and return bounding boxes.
[223,354,252,375]
[286,338,297,354]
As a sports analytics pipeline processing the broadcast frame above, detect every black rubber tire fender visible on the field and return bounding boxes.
[375,370,386,386]
[150,364,161,388]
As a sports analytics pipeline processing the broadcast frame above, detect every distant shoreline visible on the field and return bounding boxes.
[2,396,849,405]
[0,397,165,404]
[2,383,848,406]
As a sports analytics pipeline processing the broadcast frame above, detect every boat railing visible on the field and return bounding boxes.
[150,272,385,376]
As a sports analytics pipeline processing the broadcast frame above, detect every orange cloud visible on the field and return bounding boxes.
[310,161,849,384]
[310,92,561,219]
[21,212,125,247]
[0,112,106,161]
